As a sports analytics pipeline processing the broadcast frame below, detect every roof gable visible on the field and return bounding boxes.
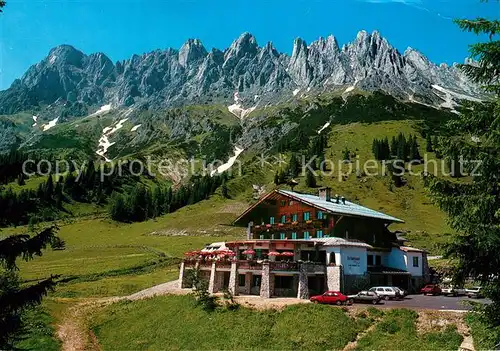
[277,190,403,223]
[233,189,404,225]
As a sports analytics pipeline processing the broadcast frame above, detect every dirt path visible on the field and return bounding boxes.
[56,280,186,351]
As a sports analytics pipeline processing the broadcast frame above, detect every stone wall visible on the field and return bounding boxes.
[244,272,252,294]
[297,264,310,299]
[260,262,273,298]
[326,265,342,291]
[228,262,238,295]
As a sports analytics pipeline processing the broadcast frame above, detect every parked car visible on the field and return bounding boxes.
[394,287,408,297]
[466,286,483,298]
[441,285,466,297]
[368,287,402,300]
[310,291,350,305]
[348,291,383,305]
[420,284,442,295]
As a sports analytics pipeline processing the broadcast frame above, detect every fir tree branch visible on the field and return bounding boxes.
[0,226,59,270]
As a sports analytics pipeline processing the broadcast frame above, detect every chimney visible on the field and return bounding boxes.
[341,196,346,205]
[335,194,340,204]
[318,187,331,201]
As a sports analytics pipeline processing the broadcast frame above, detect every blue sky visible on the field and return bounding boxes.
[0,0,498,90]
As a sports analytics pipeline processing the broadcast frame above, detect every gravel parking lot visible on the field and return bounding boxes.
[373,294,490,311]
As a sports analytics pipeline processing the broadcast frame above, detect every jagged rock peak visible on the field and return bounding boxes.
[225,32,259,59]
[46,44,85,66]
[179,38,208,67]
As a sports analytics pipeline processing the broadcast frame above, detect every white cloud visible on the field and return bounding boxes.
[357,0,452,21]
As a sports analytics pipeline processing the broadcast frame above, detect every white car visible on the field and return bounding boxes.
[466,286,483,298]
[441,286,466,297]
[368,286,402,300]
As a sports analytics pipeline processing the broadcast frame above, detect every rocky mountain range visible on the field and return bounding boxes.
[0,30,484,116]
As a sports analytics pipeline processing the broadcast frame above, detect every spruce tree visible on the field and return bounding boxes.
[305,169,317,188]
[426,9,500,329]
[0,226,61,348]
[426,134,433,152]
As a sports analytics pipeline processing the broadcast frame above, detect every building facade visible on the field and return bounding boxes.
[179,188,429,298]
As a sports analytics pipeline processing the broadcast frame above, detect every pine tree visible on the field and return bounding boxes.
[44,174,54,200]
[289,154,301,178]
[390,136,398,157]
[342,148,350,161]
[426,134,433,152]
[409,136,421,161]
[396,133,407,161]
[305,169,317,188]
[0,226,61,348]
[221,179,229,198]
[426,9,500,329]
[16,174,25,186]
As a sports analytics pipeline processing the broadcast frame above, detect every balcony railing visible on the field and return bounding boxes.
[216,261,232,269]
[237,261,263,271]
[270,261,299,271]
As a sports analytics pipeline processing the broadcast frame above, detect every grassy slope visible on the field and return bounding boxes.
[356,309,463,350]
[91,295,371,351]
[5,195,247,298]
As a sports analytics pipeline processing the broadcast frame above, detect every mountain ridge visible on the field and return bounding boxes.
[0,30,484,116]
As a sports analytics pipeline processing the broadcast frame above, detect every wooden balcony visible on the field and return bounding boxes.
[237,261,263,271]
[252,220,328,234]
[270,261,299,271]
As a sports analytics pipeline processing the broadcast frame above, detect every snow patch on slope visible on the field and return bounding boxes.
[293,88,301,96]
[49,55,57,64]
[131,124,142,132]
[96,118,128,162]
[228,92,256,119]
[89,104,113,117]
[32,115,38,127]
[318,122,330,134]
[42,117,59,131]
[210,146,244,176]
[344,86,355,93]
[431,85,481,113]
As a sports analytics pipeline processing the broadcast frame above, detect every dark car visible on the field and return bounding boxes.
[310,291,350,305]
[420,284,442,295]
[348,291,383,305]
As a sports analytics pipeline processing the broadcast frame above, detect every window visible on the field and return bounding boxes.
[375,255,382,266]
[317,211,324,220]
[292,232,297,239]
[252,276,261,288]
[345,230,349,239]
[303,212,310,221]
[238,274,245,287]
[275,276,293,289]
[413,256,419,267]
[304,231,310,240]
[281,215,286,223]
[289,200,294,206]
[280,200,286,207]
[280,232,286,240]
[367,255,374,266]
[385,288,393,292]
[292,214,298,222]
[316,230,323,238]
[270,216,275,225]
[256,249,263,259]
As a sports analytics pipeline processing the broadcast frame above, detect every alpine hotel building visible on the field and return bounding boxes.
[179,187,430,299]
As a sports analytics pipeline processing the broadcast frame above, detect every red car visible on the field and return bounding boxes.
[310,291,350,305]
[420,284,442,295]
